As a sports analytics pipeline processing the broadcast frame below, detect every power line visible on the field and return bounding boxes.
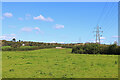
[96,1,108,25]
[102,2,117,33]
[98,2,115,25]
[95,1,117,44]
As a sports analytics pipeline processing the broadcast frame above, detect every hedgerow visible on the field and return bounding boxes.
[72,43,120,55]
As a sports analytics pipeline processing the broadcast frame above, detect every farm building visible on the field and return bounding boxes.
[22,44,25,46]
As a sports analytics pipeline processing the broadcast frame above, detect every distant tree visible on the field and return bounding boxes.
[108,44,117,54]
[12,38,16,42]
[19,40,21,42]
[114,41,117,45]
[11,42,22,48]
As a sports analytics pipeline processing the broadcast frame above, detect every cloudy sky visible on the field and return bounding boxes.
[1,2,118,44]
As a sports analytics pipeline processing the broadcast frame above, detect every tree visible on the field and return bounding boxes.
[108,44,117,54]
[114,41,117,45]
[11,42,22,48]
[12,38,16,42]
[18,40,21,42]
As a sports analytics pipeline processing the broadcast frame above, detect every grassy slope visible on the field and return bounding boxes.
[2,48,118,78]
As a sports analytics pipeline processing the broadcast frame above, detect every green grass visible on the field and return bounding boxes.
[1,46,11,49]
[2,48,118,78]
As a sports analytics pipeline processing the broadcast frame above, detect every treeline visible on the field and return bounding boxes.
[2,46,52,51]
[72,43,120,55]
[1,40,76,51]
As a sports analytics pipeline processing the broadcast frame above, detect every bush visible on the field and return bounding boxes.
[77,49,85,54]
[117,46,120,54]
[84,43,100,54]
[71,43,120,55]
[10,42,22,48]
[108,44,117,55]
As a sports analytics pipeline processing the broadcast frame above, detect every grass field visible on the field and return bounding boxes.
[2,48,118,78]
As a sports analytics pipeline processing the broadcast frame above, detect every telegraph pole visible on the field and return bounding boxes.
[93,25,103,44]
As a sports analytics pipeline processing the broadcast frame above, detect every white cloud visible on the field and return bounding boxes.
[100,40,104,43]
[59,42,65,44]
[3,12,13,17]
[21,27,43,34]
[50,41,65,44]
[89,39,102,43]
[21,27,33,32]
[18,17,23,20]
[0,36,7,40]
[33,15,53,22]
[50,41,57,43]
[34,27,40,31]
[34,27,43,34]
[112,36,120,38]
[34,15,44,20]
[0,34,16,40]
[55,24,64,29]
[5,34,16,36]
[100,37,105,39]
[10,34,16,36]
[46,17,54,22]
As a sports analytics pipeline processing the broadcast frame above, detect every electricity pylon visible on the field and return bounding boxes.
[93,25,103,44]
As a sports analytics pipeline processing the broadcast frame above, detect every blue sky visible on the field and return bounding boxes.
[1,2,118,44]
[1,0,120,2]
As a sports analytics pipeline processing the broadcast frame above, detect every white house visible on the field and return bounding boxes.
[22,44,25,46]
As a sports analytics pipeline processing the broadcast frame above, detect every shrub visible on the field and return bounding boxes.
[10,42,22,48]
[108,44,117,55]
[77,49,85,54]
[71,43,120,55]
[117,46,120,54]
[83,43,101,54]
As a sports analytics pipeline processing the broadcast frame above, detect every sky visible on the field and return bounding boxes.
[1,2,119,44]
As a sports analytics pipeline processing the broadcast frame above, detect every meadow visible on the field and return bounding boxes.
[2,48,118,78]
